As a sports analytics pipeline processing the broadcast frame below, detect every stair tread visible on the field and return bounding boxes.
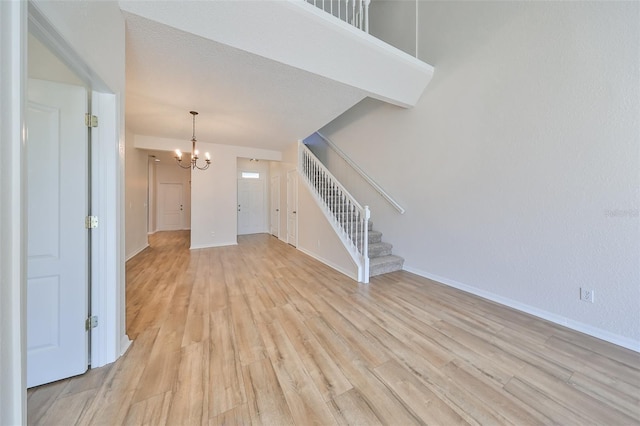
[369,242,392,248]
[369,254,403,265]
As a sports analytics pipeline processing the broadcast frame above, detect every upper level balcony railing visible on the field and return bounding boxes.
[304,0,371,33]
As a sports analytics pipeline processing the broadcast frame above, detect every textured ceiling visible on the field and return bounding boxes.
[124,12,367,152]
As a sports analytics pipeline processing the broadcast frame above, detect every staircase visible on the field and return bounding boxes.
[366,225,404,277]
[300,143,404,282]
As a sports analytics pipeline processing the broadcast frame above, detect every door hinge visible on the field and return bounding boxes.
[85,114,98,128]
[85,216,98,229]
[85,316,98,331]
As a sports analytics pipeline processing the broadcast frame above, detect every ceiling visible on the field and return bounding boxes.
[124,12,367,152]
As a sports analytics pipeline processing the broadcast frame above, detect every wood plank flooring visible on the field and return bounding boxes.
[28,231,640,425]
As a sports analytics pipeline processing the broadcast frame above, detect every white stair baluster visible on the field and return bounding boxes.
[363,0,370,33]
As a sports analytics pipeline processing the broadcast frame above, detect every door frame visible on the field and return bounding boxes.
[270,175,280,238]
[0,4,126,421]
[237,175,267,235]
[29,0,126,370]
[286,169,298,247]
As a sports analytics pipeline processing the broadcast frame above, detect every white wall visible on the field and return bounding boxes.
[297,181,359,280]
[321,1,640,350]
[134,135,282,250]
[124,127,149,260]
[304,132,399,221]
[28,33,83,85]
[31,1,125,92]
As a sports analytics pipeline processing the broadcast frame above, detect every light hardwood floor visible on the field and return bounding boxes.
[28,231,640,425]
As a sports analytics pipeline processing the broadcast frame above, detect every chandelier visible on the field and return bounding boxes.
[175,111,211,170]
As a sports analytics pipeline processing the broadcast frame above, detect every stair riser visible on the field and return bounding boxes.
[362,232,381,244]
[368,245,392,258]
[369,259,404,277]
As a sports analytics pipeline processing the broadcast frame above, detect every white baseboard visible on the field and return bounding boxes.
[403,265,640,353]
[120,334,132,356]
[190,241,238,250]
[125,244,149,262]
[298,247,358,281]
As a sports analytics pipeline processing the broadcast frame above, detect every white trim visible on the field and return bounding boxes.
[298,247,359,281]
[125,244,149,262]
[286,168,299,248]
[90,91,127,367]
[190,241,238,250]
[25,0,126,372]
[119,335,132,357]
[0,1,27,423]
[403,265,640,353]
[27,4,109,92]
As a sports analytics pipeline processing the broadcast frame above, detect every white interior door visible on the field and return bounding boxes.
[158,182,184,230]
[270,176,280,237]
[286,170,298,247]
[238,178,266,235]
[27,78,88,387]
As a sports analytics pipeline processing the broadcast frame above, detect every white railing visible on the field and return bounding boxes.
[305,0,371,33]
[299,142,370,283]
[314,132,405,214]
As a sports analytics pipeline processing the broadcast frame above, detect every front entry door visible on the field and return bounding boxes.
[27,79,89,387]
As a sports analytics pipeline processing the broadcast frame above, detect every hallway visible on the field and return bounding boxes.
[28,231,639,424]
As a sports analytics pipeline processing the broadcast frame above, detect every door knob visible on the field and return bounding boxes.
[293,211,297,214]
[276,209,279,212]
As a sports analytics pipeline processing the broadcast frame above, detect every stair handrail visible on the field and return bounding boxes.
[315,132,405,214]
[303,0,370,33]
[299,141,370,283]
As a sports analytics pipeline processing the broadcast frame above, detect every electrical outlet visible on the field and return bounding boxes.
[580,288,594,303]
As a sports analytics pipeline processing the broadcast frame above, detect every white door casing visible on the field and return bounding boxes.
[238,178,266,235]
[26,78,88,388]
[158,182,183,231]
[270,175,280,237]
[286,170,298,247]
